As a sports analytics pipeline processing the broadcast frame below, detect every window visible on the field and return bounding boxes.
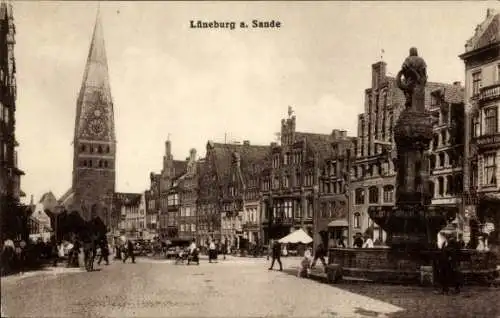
[304,174,313,186]
[484,153,497,186]
[80,144,86,152]
[168,194,179,205]
[355,188,365,205]
[3,106,8,124]
[307,200,313,218]
[497,64,500,82]
[354,213,361,228]
[485,107,498,135]
[98,145,103,153]
[383,185,394,203]
[272,155,280,168]
[284,200,292,218]
[273,177,279,189]
[473,116,480,138]
[446,175,453,195]
[368,186,379,204]
[472,71,481,96]
[295,170,301,187]
[294,201,301,218]
[438,177,444,196]
[283,175,289,188]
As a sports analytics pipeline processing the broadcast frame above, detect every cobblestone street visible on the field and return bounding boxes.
[1,256,499,318]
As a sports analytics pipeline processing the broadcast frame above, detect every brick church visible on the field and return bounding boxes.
[59,11,116,226]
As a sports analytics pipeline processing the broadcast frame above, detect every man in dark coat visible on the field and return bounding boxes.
[268,240,282,271]
[97,238,110,265]
[122,239,135,264]
[438,234,461,294]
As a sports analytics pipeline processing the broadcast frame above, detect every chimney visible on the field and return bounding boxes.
[243,140,250,146]
[340,130,347,138]
[271,142,277,147]
[30,194,34,206]
[453,81,461,87]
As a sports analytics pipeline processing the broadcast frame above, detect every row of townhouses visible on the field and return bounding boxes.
[100,9,499,249]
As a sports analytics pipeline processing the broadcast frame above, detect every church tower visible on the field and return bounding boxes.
[70,11,116,222]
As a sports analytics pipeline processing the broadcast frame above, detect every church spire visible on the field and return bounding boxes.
[78,8,110,103]
[74,8,115,142]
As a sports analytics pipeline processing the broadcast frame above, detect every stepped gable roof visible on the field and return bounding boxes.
[114,192,142,207]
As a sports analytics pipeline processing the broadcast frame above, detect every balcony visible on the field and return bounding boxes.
[473,132,500,150]
[479,83,500,103]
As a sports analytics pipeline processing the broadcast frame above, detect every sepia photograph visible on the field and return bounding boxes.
[0,1,499,317]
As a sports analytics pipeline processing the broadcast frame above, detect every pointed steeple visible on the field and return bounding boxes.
[74,8,115,142]
[78,9,111,103]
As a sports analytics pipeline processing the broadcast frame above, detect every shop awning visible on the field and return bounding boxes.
[278,229,313,244]
[328,219,348,227]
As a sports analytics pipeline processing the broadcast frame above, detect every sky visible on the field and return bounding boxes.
[12,1,497,202]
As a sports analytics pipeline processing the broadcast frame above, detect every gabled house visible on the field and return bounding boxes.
[261,109,341,245]
[197,140,269,248]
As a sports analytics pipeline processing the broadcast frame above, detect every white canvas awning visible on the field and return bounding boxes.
[278,229,313,244]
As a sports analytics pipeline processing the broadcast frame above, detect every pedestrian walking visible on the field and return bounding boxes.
[222,240,227,260]
[268,240,282,271]
[208,240,216,263]
[97,238,110,265]
[122,239,135,263]
[311,242,327,270]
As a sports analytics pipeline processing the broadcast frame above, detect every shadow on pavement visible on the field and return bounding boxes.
[281,266,500,318]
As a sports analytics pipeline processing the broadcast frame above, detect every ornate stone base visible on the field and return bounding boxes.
[327,248,499,285]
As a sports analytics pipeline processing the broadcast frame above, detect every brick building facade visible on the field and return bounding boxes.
[177,149,198,241]
[261,110,352,246]
[317,130,355,247]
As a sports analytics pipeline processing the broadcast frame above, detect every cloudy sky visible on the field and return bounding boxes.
[13,1,495,201]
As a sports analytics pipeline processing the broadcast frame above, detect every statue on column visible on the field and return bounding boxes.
[396,47,428,109]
